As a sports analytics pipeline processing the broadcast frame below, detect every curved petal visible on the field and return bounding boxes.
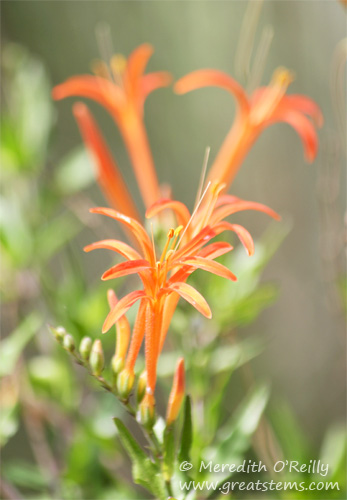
[282,95,323,127]
[198,241,234,259]
[178,256,237,281]
[84,239,142,261]
[167,282,212,318]
[174,69,250,114]
[146,198,191,227]
[174,225,216,261]
[213,222,255,256]
[141,71,172,103]
[52,75,124,116]
[102,290,148,333]
[89,207,154,263]
[125,43,154,93]
[272,109,319,162]
[211,199,280,225]
[102,259,151,280]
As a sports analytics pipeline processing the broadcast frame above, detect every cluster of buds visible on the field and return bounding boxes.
[49,324,185,431]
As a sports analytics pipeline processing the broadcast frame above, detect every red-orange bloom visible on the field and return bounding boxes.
[175,67,323,189]
[53,44,172,209]
[84,183,279,400]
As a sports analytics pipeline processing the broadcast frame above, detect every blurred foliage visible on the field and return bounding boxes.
[0,42,345,500]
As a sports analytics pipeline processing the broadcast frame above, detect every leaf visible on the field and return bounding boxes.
[113,418,166,499]
[55,147,94,195]
[163,426,176,481]
[178,396,193,465]
[209,337,266,374]
[35,212,81,262]
[209,383,270,465]
[0,312,42,377]
[319,423,347,482]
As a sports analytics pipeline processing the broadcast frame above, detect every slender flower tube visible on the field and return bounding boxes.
[166,358,185,426]
[84,183,279,399]
[73,103,140,221]
[53,44,172,208]
[175,67,323,189]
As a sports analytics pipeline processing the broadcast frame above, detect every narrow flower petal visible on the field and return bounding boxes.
[213,222,255,256]
[125,43,154,95]
[282,95,323,127]
[102,259,151,280]
[211,199,280,225]
[90,207,154,262]
[145,198,191,227]
[84,239,142,261]
[141,72,172,102]
[273,109,319,162]
[175,69,250,114]
[72,103,140,220]
[52,75,124,116]
[102,290,147,333]
[178,256,237,281]
[198,242,234,259]
[168,282,212,318]
[174,225,216,261]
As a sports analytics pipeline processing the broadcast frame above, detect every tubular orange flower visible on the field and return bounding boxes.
[85,182,279,400]
[73,102,140,221]
[175,67,323,189]
[53,44,172,208]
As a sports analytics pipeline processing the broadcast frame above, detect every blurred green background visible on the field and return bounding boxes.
[1,1,346,498]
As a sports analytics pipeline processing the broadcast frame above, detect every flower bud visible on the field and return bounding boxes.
[111,355,124,375]
[89,339,104,376]
[166,358,185,426]
[63,333,75,352]
[136,371,147,404]
[138,392,155,429]
[50,325,66,343]
[79,336,92,361]
[117,368,135,399]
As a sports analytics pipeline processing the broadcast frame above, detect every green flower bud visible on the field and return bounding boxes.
[50,325,66,343]
[117,368,135,399]
[79,336,92,361]
[136,371,147,404]
[63,333,75,352]
[111,355,124,376]
[138,393,155,429]
[89,339,104,376]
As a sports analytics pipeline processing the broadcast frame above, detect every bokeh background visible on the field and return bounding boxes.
[1,0,346,498]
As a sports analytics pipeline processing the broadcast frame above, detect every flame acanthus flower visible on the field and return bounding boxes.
[85,183,279,401]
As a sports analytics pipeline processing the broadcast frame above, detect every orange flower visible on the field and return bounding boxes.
[72,103,140,221]
[84,183,279,399]
[53,44,172,209]
[175,67,323,189]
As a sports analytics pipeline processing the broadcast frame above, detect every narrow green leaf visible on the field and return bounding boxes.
[209,337,266,374]
[113,418,166,499]
[178,396,192,464]
[0,312,42,377]
[211,383,270,465]
[163,426,176,481]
